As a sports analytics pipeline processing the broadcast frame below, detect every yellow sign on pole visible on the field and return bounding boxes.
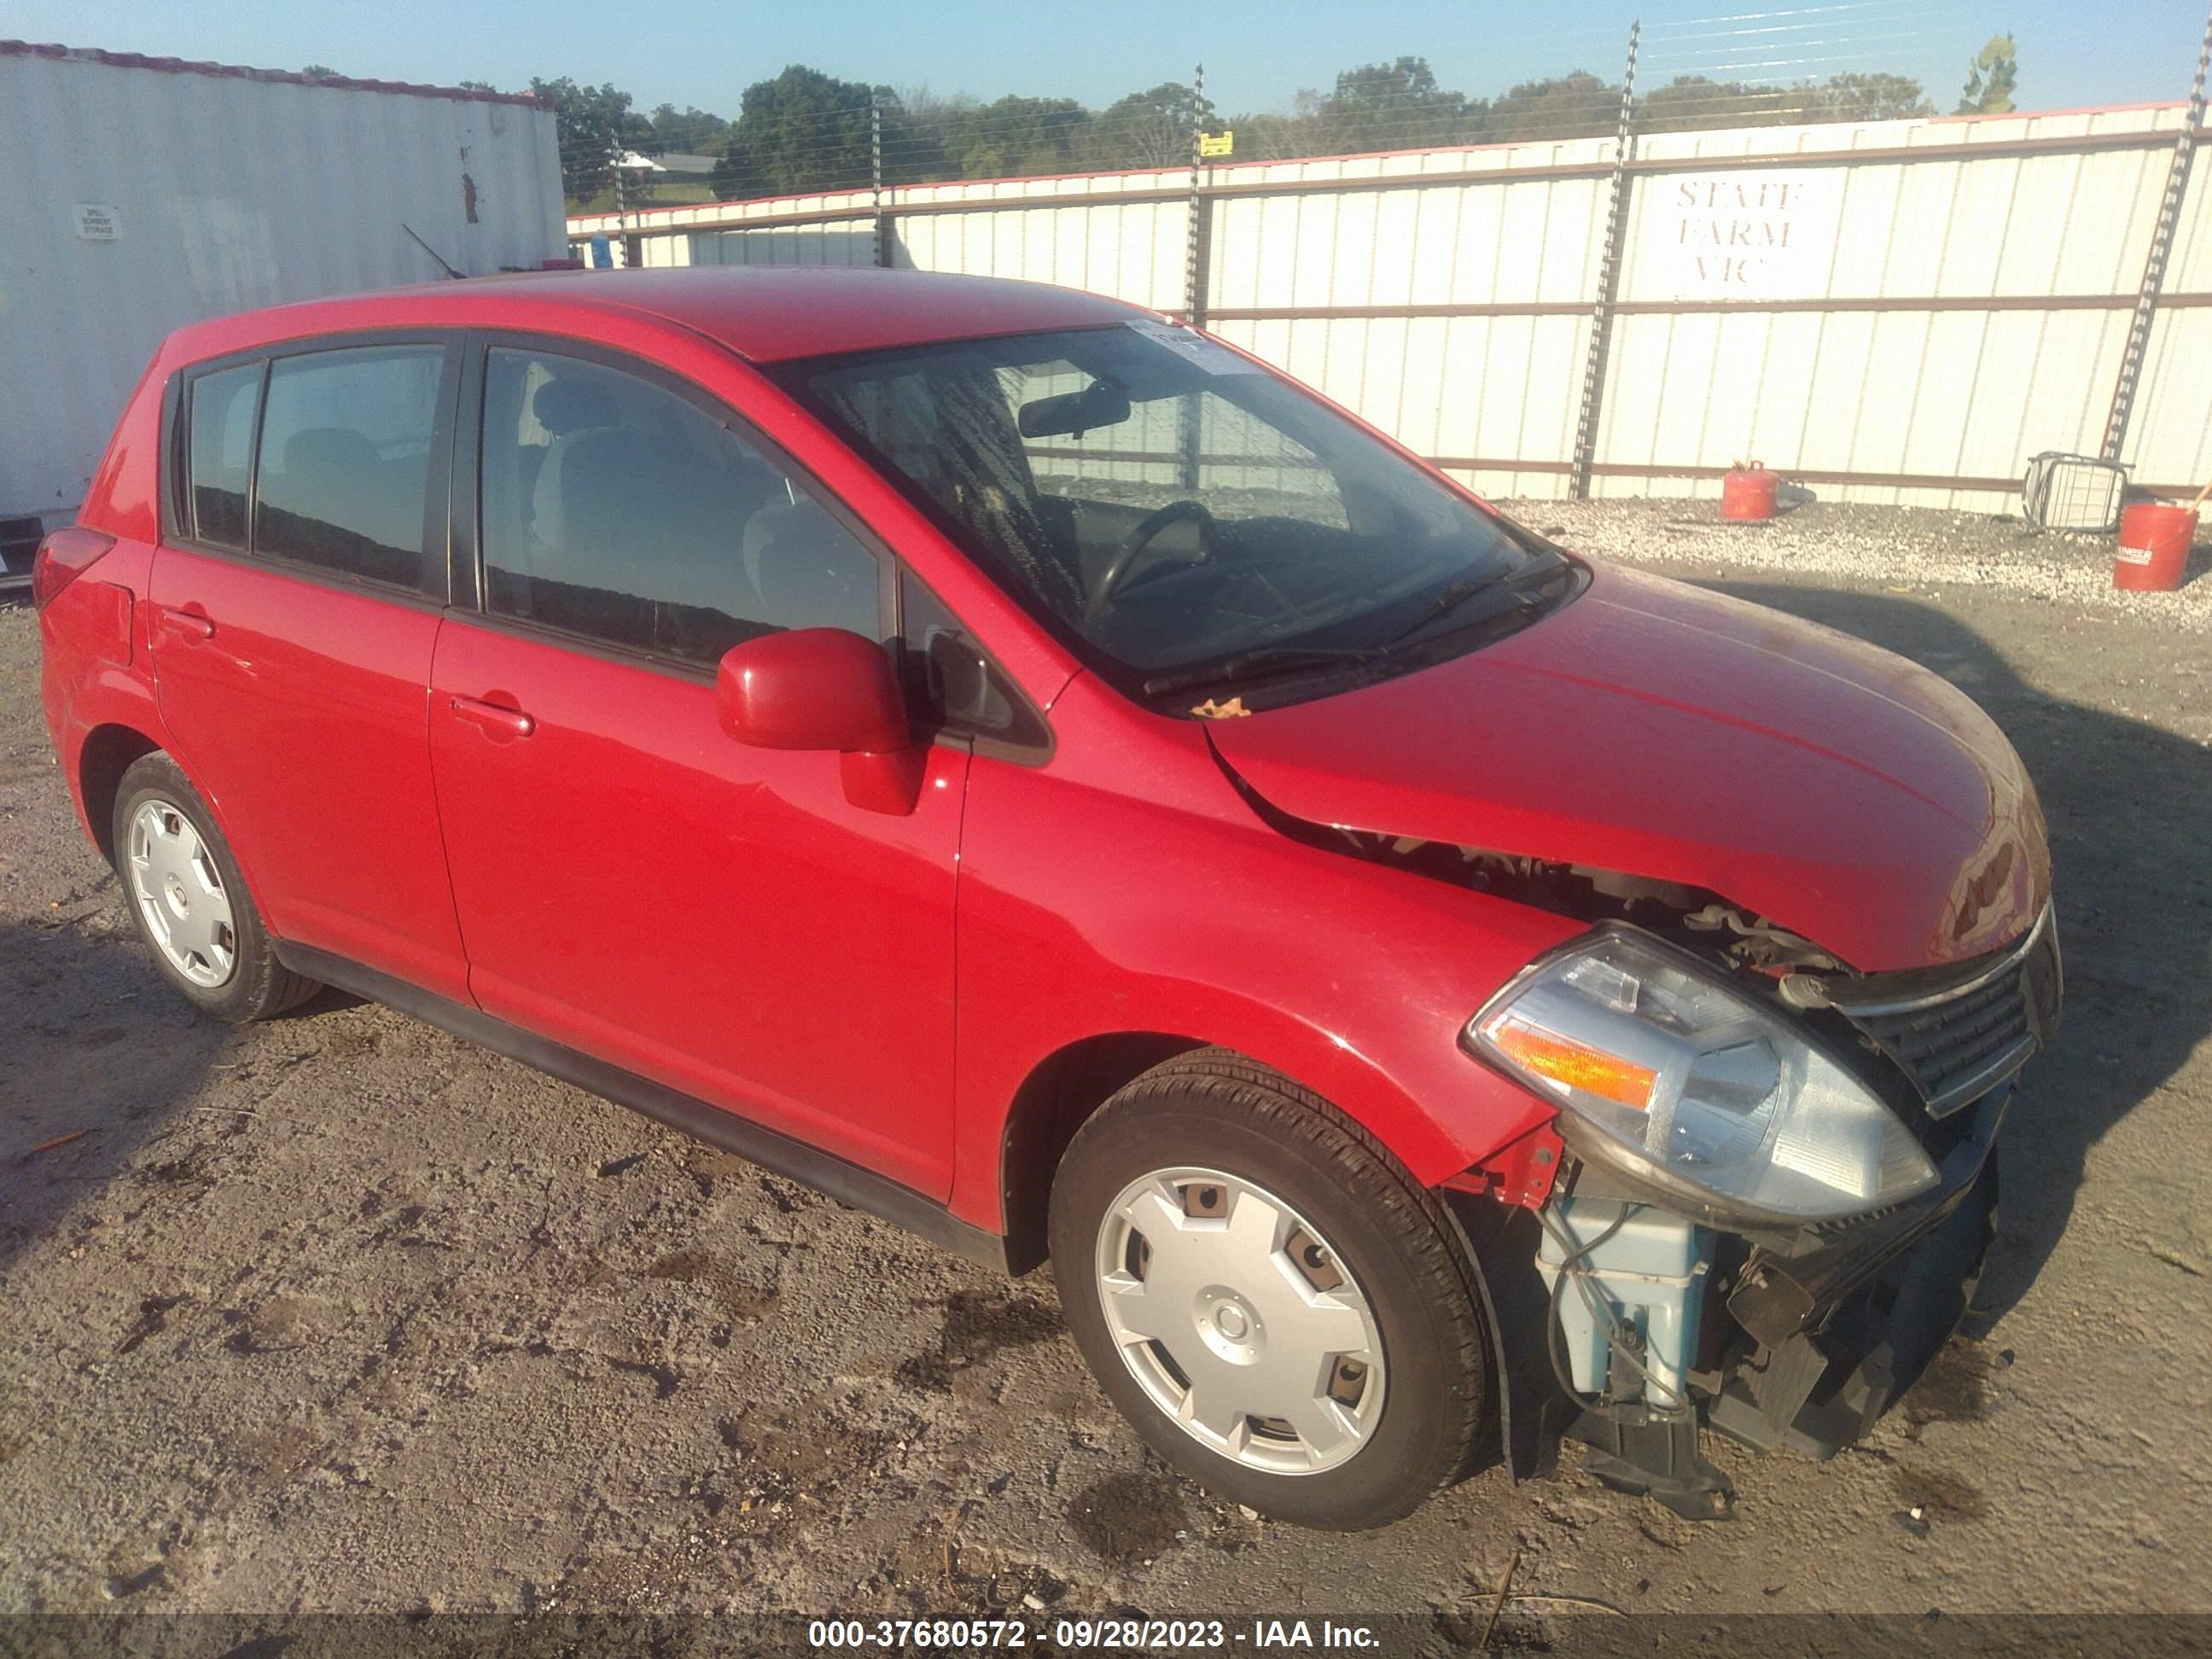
[1199,131,1234,159]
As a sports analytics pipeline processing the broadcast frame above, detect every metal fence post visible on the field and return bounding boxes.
[870,95,888,268]
[613,159,628,267]
[2100,0,2212,464]
[1569,20,1641,500]
[1184,63,1211,329]
[1179,63,1211,488]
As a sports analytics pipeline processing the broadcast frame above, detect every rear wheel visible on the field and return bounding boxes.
[1048,1049,1493,1529]
[111,754,319,1023]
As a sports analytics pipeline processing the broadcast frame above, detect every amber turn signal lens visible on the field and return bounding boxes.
[1488,1019,1657,1110]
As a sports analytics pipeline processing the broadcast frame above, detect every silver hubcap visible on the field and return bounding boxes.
[1094,1167,1385,1476]
[126,798,237,988]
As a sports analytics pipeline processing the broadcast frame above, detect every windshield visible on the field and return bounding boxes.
[777,323,1567,701]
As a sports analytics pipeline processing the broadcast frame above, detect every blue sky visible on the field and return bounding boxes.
[13,1,2209,119]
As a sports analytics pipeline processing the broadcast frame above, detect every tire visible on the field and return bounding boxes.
[110,753,320,1023]
[1048,1048,1492,1529]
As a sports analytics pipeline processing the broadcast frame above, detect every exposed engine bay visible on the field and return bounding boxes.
[1334,830,1842,984]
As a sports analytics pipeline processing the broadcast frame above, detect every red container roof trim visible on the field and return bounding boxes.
[0,40,547,108]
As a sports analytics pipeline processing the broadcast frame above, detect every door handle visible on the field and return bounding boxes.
[447,694,536,740]
[154,604,214,641]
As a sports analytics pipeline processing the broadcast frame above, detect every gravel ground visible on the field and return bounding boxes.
[3,500,2209,1635]
[1510,496,2212,637]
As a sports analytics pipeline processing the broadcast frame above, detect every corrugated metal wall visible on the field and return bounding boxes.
[625,171,1197,311]
[1,49,566,523]
[1202,145,1614,503]
[576,104,2212,509]
[1589,108,2192,507]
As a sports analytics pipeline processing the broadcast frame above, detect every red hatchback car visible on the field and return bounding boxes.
[38,268,2058,1529]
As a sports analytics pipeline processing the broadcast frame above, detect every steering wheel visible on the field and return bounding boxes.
[1087,500,1216,620]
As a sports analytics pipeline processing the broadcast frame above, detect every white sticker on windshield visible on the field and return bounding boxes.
[1126,318,1260,374]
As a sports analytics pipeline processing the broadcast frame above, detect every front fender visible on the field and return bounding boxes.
[945,700,1580,1232]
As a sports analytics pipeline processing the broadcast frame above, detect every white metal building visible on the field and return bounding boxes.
[0,42,568,572]
[573,102,2212,512]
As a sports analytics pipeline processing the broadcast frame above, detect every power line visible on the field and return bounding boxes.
[1646,1,1944,44]
[1647,0,1939,27]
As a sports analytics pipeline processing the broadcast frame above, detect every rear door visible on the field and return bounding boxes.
[427,337,968,1196]
[148,338,470,1002]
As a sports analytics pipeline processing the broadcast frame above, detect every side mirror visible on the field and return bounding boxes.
[717,629,924,816]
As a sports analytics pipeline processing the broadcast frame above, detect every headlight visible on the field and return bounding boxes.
[1467,928,1937,1223]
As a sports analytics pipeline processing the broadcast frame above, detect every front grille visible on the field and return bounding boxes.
[1854,968,2033,1115]
[1828,908,2060,1119]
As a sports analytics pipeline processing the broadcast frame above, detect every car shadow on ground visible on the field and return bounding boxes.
[2,909,276,1276]
[1699,580,2212,1327]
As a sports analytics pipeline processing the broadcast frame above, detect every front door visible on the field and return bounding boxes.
[427,341,965,1197]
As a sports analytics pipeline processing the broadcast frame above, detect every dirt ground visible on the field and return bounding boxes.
[3,505,2209,1633]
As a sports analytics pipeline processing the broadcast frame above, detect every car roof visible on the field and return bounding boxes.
[166,267,1152,366]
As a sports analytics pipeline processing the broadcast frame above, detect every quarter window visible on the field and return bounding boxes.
[254,345,445,588]
[185,363,262,550]
[479,349,879,665]
[899,572,1046,748]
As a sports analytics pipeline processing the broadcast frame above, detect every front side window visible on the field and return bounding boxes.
[185,363,263,550]
[479,348,879,665]
[254,345,445,588]
[779,323,1567,704]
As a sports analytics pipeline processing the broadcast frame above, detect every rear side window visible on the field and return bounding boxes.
[478,348,879,666]
[254,346,444,589]
[186,364,262,549]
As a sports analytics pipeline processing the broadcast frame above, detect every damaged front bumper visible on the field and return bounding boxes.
[1584,1080,2005,1520]
[1445,905,2055,1518]
[1714,1080,2008,1449]
[1452,1079,2011,1522]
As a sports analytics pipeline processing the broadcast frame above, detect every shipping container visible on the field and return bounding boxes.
[0,41,567,579]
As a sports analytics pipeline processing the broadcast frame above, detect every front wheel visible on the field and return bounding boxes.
[1048,1050,1493,1529]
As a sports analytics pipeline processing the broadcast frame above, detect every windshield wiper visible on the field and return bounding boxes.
[1140,553,1572,700]
[1142,644,1382,698]
[1374,553,1567,653]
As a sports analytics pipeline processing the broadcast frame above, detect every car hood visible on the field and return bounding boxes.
[1203,560,2048,973]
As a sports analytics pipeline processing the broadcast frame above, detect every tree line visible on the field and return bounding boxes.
[492,38,2020,211]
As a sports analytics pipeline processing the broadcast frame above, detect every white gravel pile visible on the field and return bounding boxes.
[1500,498,2212,632]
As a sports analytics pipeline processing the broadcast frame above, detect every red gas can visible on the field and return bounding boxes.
[1720,462,1779,521]
[2113,502,2199,592]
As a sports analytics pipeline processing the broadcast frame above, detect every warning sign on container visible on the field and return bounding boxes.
[1649,173,1838,300]
[73,204,122,242]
